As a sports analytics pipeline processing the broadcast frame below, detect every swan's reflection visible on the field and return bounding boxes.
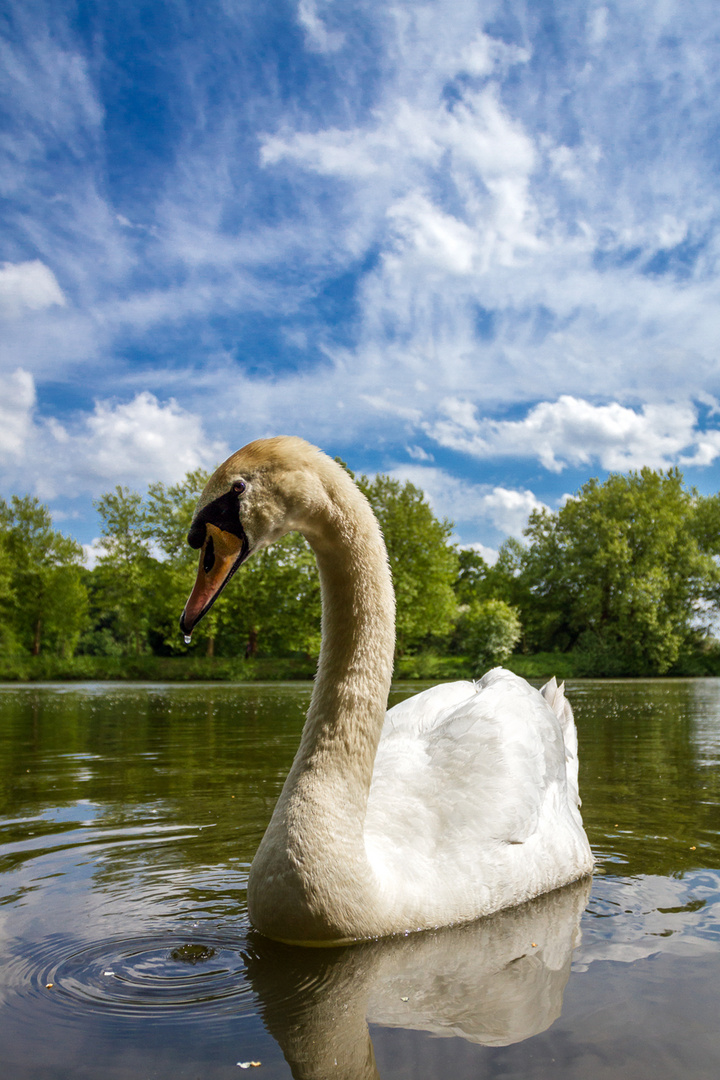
[244,876,591,1078]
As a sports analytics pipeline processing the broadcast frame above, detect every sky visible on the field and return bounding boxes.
[3,0,720,561]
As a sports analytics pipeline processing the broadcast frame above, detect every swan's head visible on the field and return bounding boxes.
[179,436,331,637]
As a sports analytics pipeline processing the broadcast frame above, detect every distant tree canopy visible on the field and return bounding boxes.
[357,474,458,654]
[2,463,720,676]
[0,495,87,657]
[516,468,720,674]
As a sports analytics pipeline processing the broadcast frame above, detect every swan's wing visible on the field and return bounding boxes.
[381,679,479,735]
[366,669,568,870]
[540,675,580,807]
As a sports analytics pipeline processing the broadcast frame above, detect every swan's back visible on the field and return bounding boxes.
[364,669,592,928]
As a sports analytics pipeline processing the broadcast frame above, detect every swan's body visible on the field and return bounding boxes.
[181,437,594,945]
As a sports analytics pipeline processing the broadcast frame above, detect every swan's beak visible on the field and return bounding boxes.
[180,523,248,636]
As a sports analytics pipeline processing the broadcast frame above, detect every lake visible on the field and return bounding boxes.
[0,678,718,1080]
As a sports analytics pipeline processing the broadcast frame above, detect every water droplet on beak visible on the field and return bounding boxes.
[183,634,192,645]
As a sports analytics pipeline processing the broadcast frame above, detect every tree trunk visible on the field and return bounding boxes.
[32,618,42,656]
[206,634,215,657]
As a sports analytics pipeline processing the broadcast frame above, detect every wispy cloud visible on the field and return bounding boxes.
[296,0,345,54]
[3,1,720,546]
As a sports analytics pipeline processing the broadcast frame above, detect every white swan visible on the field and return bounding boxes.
[180,437,594,945]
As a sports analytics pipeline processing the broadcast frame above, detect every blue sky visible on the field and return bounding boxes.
[3,0,720,560]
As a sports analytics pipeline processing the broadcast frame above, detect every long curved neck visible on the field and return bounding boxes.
[247,469,396,942]
[293,479,395,806]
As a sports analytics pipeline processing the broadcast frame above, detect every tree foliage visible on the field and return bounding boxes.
[4,461,720,676]
[92,487,156,656]
[358,474,458,654]
[0,496,88,656]
[518,468,720,674]
[455,598,522,668]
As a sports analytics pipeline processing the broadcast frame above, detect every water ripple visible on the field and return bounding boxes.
[12,930,254,1023]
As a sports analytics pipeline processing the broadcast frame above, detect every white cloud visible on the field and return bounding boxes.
[387,192,478,275]
[427,396,720,473]
[0,368,36,458]
[260,84,539,271]
[297,0,345,53]
[260,100,437,179]
[475,485,547,537]
[405,444,434,462]
[5,0,720,551]
[588,6,609,48]
[384,463,547,539]
[458,33,530,78]
[0,372,227,500]
[0,260,66,317]
[75,392,227,489]
[360,394,423,423]
[250,3,720,430]
[81,537,104,570]
[0,24,103,172]
[461,541,500,566]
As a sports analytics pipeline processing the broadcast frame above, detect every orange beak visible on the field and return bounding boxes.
[180,523,247,637]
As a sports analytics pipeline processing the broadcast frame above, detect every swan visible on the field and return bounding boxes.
[180,436,594,945]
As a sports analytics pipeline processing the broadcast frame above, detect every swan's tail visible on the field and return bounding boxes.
[540,677,581,808]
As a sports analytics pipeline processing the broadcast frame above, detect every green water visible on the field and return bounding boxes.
[0,679,718,1079]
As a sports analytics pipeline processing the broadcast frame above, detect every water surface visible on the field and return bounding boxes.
[0,679,718,1079]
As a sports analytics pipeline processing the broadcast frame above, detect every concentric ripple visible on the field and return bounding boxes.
[32,932,254,1021]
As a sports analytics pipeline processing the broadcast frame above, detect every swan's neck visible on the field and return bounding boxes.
[247,475,395,942]
[294,484,395,807]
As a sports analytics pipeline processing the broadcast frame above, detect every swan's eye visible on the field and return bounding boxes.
[233,480,246,495]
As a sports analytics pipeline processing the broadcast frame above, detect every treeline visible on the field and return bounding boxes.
[2,465,720,678]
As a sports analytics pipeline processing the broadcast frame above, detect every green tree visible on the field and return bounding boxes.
[358,475,458,654]
[0,495,88,656]
[223,533,322,659]
[93,486,156,655]
[0,529,15,653]
[454,548,491,605]
[455,598,522,669]
[520,468,718,674]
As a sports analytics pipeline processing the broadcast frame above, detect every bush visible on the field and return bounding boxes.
[455,599,522,669]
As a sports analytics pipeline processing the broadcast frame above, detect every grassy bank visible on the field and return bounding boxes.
[506,648,720,680]
[0,654,316,682]
[0,653,470,683]
[2,648,720,683]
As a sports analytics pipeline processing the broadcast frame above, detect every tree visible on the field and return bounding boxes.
[357,474,458,654]
[224,533,322,658]
[0,527,15,653]
[93,487,156,655]
[0,496,88,656]
[520,468,718,674]
[454,548,491,605]
[455,598,522,669]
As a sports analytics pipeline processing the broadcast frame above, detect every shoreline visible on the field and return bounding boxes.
[1,650,718,683]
